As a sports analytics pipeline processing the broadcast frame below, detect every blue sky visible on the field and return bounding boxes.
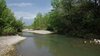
[6,0,52,25]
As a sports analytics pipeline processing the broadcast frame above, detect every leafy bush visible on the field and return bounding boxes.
[2,26,17,35]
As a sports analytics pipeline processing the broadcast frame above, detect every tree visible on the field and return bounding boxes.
[0,0,24,35]
[32,0,100,38]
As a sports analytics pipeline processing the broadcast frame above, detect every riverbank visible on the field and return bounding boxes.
[0,36,26,56]
[22,29,53,34]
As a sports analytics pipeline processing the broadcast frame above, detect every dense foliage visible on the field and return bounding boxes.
[0,0,23,35]
[32,13,50,30]
[32,0,100,38]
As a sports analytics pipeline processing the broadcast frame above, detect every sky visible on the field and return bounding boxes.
[6,0,52,25]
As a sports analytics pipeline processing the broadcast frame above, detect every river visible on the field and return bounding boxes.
[14,32,100,56]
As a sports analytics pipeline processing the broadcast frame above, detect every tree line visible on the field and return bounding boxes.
[0,0,23,35]
[32,0,100,38]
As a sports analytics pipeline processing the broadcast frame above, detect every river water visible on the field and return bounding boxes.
[15,32,100,56]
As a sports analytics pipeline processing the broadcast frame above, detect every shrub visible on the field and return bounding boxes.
[2,26,17,35]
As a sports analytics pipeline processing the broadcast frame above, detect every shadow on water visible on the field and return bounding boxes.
[15,32,100,56]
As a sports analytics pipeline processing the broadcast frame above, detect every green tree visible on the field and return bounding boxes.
[0,0,24,35]
[32,0,100,38]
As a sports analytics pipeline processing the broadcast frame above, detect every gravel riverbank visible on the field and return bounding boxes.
[0,36,26,56]
[23,29,53,34]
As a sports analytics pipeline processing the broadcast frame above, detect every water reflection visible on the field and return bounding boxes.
[16,32,100,56]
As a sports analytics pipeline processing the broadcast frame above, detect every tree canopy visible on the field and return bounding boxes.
[0,0,24,35]
[32,0,100,38]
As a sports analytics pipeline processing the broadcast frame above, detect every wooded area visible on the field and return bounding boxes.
[32,0,100,38]
[0,0,23,35]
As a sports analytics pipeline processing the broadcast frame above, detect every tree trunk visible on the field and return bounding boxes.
[98,0,100,5]
[95,0,97,4]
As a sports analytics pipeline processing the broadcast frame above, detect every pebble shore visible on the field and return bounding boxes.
[0,36,26,56]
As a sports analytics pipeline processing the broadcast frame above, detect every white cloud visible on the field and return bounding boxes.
[8,2,33,7]
[14,12,36,19]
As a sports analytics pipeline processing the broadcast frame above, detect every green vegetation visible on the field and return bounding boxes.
[32,13,49,30]
[32,0,100,38]
[0,0,23,35]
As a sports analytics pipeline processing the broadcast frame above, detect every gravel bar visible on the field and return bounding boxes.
[0,36,26,56]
